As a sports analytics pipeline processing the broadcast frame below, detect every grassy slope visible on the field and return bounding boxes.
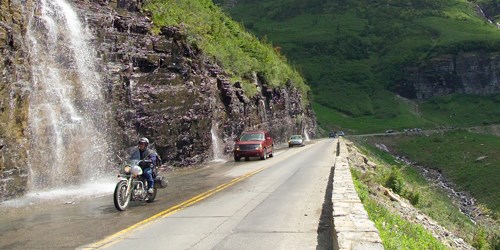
[352,174,449,250]
[353,175,446,249]
[351,137,499,249]
[143,0,310,100]
[314,93,500,134]
[215,0,500,133]
[421,94,500,126]
[359,130,500,215]
[394,131,500,214]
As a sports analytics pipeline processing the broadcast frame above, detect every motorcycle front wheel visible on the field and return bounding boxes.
[114,180,131,211]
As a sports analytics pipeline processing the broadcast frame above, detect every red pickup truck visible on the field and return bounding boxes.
[234,130,274,161]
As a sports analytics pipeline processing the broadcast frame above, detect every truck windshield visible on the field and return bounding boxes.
[240,133,264,141]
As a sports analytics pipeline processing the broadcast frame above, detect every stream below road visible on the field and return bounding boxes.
[375,143,492,225]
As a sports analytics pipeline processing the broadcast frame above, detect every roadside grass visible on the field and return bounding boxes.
[352,170,448,250]
[349,133,500,248]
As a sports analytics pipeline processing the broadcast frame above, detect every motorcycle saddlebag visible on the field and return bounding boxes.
[154,175,168,189]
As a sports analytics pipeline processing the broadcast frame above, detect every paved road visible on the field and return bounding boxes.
[82,139,336,249]
[0,139,336,249]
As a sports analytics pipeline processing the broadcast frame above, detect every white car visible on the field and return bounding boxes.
[288,135,305,147]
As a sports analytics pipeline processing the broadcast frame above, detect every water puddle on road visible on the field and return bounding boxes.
[1,179,116,208]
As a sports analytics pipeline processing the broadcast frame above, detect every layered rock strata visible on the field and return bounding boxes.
[403,53,500,99]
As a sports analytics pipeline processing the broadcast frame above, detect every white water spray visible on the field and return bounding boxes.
[259,99,268,122]
[211,125,226,162]
[304,127,311,141]
[26,0,113,192]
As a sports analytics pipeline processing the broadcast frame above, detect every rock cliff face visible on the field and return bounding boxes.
[402,53,500,99]
[0,0,32,200]
[0,0,316,201]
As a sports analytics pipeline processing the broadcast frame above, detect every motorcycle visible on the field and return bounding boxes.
[113,159,168,211]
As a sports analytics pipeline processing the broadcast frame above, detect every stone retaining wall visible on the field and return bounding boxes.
[331,138,384,250]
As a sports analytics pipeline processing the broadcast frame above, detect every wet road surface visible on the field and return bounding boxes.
[0,139,334,249]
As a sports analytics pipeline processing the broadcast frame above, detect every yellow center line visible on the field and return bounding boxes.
[81,166,266,249]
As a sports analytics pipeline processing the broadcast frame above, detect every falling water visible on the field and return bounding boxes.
[259,99,268,122]
[304,127,311,141]
[476,4,500,29]
[210,125,226,162]
[26,0,113,191]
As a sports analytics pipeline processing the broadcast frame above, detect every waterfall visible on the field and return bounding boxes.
[210,125,226,162]
[26,0,113,191]
[304,127,310,142]
[476,4,500,29]
[259,99,268,123]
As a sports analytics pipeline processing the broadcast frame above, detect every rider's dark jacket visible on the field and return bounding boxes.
[129,148,157,169]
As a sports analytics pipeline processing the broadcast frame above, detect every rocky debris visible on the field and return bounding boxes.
[475,156,487,162]
[372,185,474,250]
[345,142,474,250]
[394,155,484,224]
[383,187,407,205]
[374,143,389,152]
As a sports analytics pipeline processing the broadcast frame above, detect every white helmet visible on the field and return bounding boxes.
[138,137,149,145]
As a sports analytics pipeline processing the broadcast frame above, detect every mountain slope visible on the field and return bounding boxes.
[144,0,310,100]
[215,0,500,133]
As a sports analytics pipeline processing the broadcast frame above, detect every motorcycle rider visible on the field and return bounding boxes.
[129,137,157,194]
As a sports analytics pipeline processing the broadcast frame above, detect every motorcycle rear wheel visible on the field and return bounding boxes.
[114,180,131,211]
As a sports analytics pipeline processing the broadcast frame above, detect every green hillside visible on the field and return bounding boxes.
[215,0,500,133]
[143,0,310,101]
[352,131,500,249]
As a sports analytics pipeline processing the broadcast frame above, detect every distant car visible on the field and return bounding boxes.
[234,130,274,161]
[328,132,337,138]
[288,135,305,147]
[338,131,345,136]
[385,130,395,134]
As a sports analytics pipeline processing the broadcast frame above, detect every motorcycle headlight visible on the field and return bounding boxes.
[123,165,131,174]
[131,166,143,177]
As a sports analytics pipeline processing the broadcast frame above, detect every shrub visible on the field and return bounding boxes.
[385,167,405,194]
[472,227,491,250]
[403,188,421,206]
